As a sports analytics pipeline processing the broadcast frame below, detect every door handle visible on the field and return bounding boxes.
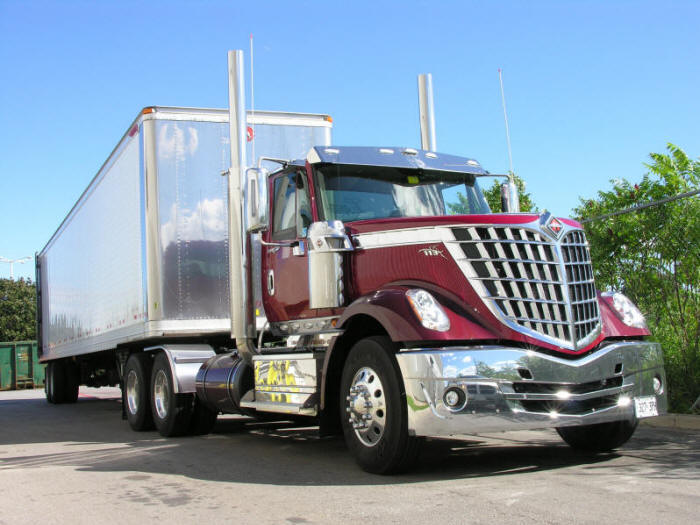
[267,269,275,296]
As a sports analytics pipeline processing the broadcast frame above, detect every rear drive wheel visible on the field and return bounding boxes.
[124,353,155,431]
[150,352,192,437]
[556,419,638,452]
[340,336,420,474]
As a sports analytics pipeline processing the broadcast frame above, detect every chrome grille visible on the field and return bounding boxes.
[448,225,601,349]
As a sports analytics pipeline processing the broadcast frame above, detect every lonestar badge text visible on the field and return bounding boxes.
[418,245,447,259]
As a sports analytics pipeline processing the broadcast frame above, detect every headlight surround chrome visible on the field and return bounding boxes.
[405,289,450,332]
[601,292,647,329]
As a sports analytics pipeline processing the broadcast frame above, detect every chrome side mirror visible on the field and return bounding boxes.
[500,180,520,213]
[246,167,269,232]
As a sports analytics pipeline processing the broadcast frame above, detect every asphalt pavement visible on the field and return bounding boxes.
[0,387,698,525]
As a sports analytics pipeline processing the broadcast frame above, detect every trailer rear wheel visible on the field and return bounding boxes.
[556,419,638,452]
[45,361,66,404]
[150,352,192,437]
[64,361,80,404]
[340,336,420,474]
[124,353,155,431]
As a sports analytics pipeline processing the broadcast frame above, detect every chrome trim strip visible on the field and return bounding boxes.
[502,384,633,402]
[353,226,450,250]
[270,316,341,336]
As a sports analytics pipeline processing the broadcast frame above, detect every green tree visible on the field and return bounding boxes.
[482,174,538,213]
[574,143,700,412]
[0,278,36,342]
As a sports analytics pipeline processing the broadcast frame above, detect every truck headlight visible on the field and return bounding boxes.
[405,289,450,332]
[602,292,647,329]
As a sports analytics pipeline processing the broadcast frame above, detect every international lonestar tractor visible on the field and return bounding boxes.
[37,51,667,473]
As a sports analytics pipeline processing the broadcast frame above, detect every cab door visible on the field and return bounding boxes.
[262,169,313,322]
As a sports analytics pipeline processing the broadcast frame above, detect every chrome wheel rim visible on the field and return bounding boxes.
[346,366,386,447]
[153,369,170,420]
[126,369,139,415]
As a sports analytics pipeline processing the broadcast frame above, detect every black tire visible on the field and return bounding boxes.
[124,353,155,431]
[63,360,80,404]
[150,352,192,437]
[556,419,638,452]
[46,360,67,404]
[188,398,218,435]
[340,336,420,474]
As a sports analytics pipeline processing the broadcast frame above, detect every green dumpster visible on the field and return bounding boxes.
[0,341,45,390]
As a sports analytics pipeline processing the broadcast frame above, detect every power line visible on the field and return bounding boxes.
[580,188,700,224]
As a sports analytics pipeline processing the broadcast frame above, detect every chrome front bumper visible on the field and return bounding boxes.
[396,341,667,437]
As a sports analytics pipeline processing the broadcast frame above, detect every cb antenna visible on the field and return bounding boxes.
[249,33,256,165]
[498,68,514,176]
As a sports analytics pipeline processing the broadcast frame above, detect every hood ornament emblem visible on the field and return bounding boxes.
[540,211,564,239]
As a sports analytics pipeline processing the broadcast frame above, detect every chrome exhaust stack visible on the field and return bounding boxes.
[227,50,257,363]
[418,73,437,151]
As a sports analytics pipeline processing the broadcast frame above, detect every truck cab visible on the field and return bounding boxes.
[239,145,667,473]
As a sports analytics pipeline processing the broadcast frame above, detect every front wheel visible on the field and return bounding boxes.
[556,419,638,452]
[340,336,420,474]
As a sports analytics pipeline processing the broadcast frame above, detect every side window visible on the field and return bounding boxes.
[296,173,312,238]
[272,173,296,240]
[271,170,312,241]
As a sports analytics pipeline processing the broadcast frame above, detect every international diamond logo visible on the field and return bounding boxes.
[547,217,564,238]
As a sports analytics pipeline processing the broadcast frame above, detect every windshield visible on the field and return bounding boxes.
[313,164,491,222]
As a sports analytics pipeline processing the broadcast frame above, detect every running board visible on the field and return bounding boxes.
[239,352,323,416]
[239,390,319,416]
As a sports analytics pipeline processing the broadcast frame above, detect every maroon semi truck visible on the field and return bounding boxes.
[37,51,667,473]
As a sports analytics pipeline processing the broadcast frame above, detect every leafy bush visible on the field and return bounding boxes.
[574,144,700,412]
[0,278,36,342]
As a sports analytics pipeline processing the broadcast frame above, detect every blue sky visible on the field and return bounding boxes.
[1,0,698,280]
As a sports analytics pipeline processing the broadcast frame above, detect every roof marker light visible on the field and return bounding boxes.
[425,152,437,158]
[324,148,340,155]
[467,159,480,166]
[379,148,394,154]
[402,148,418,156]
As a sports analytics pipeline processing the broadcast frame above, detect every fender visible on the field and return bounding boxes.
[319,285,497,414]
[144,344,216,394]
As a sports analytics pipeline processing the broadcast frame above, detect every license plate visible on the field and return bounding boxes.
[634,396,658,418]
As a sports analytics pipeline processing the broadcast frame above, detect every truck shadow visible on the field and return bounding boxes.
[1,394,698,486]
